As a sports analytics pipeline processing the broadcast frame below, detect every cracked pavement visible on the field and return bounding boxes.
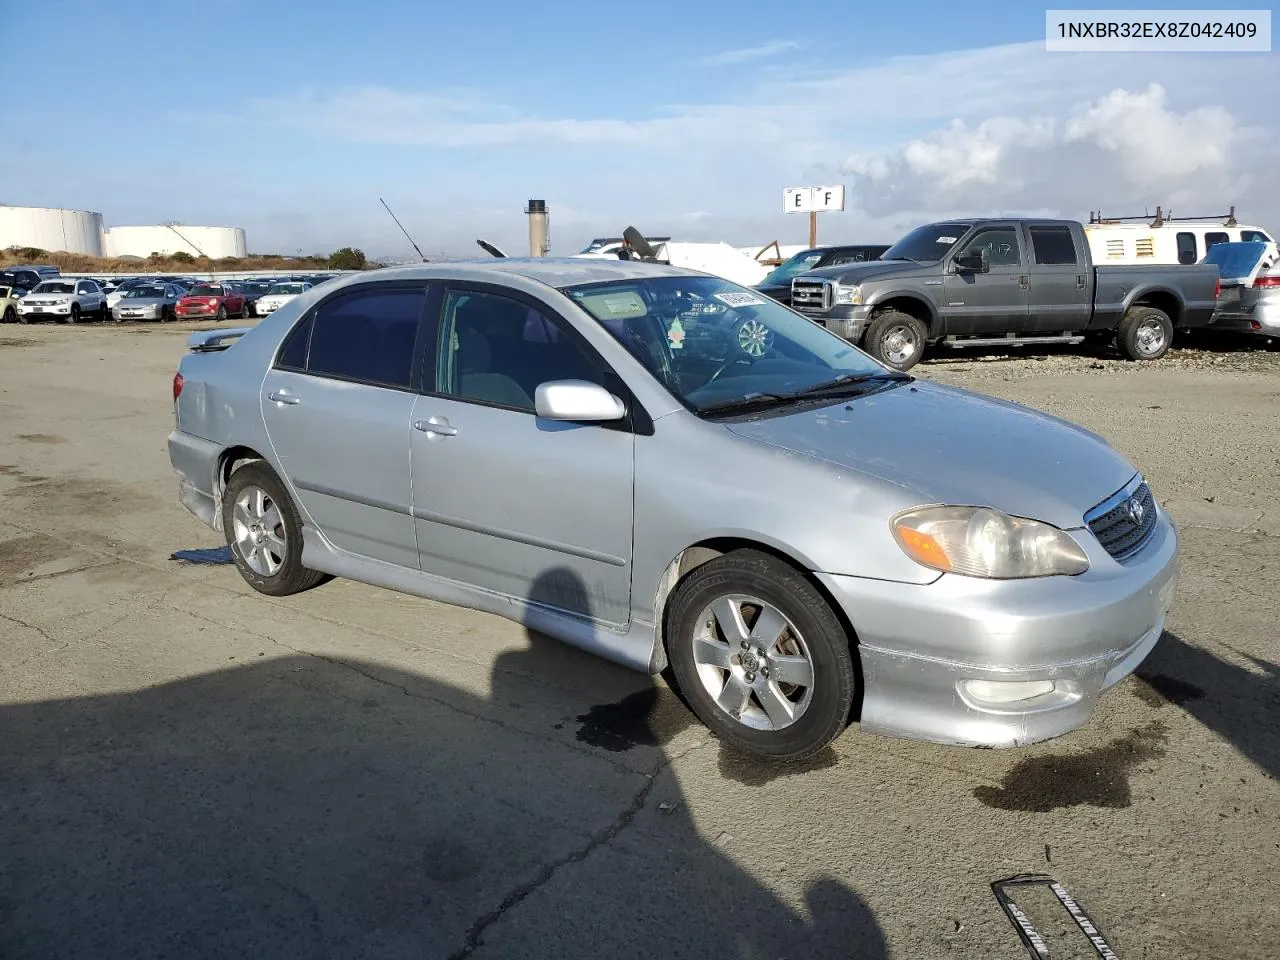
[1,325,1277,959]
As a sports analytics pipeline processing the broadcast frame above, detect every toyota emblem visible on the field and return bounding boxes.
[1126,496,1145,525]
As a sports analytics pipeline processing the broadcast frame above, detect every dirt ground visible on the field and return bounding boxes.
[1,322,1276,959]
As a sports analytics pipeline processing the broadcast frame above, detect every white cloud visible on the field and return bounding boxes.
[697,40,802,67]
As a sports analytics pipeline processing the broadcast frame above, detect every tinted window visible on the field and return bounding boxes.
[438,290,603,413]
[1241,230,1271,243]
[1029,227,1078,265]
[306,287,424,388]
[958,227,1021,267]
[1205,232,1230,250]
[1175,232,1198,265]
[276,315,312,370]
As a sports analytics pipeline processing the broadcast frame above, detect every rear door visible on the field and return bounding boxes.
[941,223,1030,334]
[1025,224,1091,332]
[409,282,636,626]
[259,281,430,568]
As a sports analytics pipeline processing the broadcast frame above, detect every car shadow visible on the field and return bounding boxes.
[0,565,888,959]
[1135,630,1280,779]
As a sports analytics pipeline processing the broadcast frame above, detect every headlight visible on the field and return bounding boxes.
[891,506,1089,579]
[54,297,71,305]
[834,283,862,305]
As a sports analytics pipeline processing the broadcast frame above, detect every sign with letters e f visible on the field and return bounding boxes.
[784,185,846,213]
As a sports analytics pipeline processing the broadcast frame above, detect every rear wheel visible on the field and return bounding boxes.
[666,549,856,762]
[221,461,329,597]
[1117,306,1172,361]
[862,309,927,371]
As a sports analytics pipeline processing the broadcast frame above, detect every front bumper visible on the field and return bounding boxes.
[817,510,1180,747]
[16,303,72,318]
[795,305,872,342]
[177,307,218,319]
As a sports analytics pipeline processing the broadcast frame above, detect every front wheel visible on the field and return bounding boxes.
[1117,306,1172,361]
[666,549,856,762]
[2,307,14,324]
[862,309,927,371]
[66,304,80,325]
[221,461,330,597]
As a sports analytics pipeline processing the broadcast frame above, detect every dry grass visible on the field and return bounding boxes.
[0,248,356,275]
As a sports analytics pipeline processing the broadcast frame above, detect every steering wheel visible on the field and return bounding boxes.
[706,356,755,383]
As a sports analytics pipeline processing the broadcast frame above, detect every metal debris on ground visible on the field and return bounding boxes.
[992,874,1121,959]
[170,546,234,565]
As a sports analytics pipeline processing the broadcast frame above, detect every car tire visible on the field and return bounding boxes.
[1117,306,1173,361]
[221,461,330,597]
[2,307,13,324]
[216,305,227,322]
[665,549,856,762]
[66,304,80,325]
[862,309,927,371]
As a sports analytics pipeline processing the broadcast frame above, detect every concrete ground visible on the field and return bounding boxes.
[1,321,1276,959]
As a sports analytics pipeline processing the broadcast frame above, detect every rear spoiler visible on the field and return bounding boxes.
[187,327,253,353]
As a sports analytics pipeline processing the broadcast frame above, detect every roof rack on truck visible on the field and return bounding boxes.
[1088,205,1239,228]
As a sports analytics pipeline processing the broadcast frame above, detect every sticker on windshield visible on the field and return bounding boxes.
[936,236,958,244]
[713,292,766,308]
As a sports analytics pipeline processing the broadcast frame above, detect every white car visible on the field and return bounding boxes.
[15,278,108,324]
[253,281,312,315]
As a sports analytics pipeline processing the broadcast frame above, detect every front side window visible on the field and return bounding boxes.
[307,287,425,388]
[564,276,889,415]
[1241,229,1271,243]
[436,290,604,412]
[956,227,1022,267]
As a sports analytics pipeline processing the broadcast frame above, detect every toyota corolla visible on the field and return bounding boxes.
[167,259,1178,761]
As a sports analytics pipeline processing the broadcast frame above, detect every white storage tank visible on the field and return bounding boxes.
[0,205,105,256]
[103,225,248,260]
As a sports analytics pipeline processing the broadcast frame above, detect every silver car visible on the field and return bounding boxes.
[167,260,1179,761]
[112,282,185,323]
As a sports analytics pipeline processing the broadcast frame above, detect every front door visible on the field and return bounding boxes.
[410,284,635,626]
[941,224,1030,335]
[260,282,429,568]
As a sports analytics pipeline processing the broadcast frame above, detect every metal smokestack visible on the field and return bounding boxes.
[526,199,549,257]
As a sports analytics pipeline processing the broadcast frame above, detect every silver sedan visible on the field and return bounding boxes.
[167,259,1178,761]
[112,282,186,323]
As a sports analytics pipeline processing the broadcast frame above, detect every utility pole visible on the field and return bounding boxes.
[808,210,818,248]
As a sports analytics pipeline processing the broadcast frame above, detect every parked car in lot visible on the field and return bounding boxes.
[107,277,162,311]
[755,244,891,306]
[168,259,1179,761]
[1205,241,1280,338]
[175,282,249,321]
[791,218,1220,369]
[111,282,186,323]
[15,278,107,323]
[233,280,275,317]
[253,281,312,315]
[0,268,45,297]
[0,285,18,323]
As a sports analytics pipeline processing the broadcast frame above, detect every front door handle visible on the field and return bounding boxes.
[267,391,300,405]
[414,417,457,437]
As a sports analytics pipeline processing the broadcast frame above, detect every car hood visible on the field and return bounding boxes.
[803,260,935,285]
[723,381,1136,529]
[116,297,166,308]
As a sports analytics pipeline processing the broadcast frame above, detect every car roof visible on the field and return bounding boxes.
[365,257,706,288]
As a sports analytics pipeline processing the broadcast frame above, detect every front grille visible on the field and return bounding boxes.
[1086,481,1157,560]
[790,278,832,314]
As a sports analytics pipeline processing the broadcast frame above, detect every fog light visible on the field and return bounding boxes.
[960,679,1056,704]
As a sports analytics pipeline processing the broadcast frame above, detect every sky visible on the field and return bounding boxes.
[3,0,1276,259]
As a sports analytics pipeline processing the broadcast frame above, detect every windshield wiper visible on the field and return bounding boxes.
[788,371,914,399]
[696,392,795,415]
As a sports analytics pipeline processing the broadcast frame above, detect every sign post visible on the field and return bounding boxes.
[783,185,846,247]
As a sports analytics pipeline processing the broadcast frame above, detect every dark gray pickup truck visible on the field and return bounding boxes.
[790,218,1220,370]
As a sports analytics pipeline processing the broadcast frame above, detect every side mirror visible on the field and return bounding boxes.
[954,249,989,273]
[534,380,626,422]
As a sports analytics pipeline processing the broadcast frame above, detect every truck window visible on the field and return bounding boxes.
[957,228,1021,267]
[1205,232,1229,251]
[1175,232,1198,265]
[1029,227,1078,265]
[1241,230,1271,243]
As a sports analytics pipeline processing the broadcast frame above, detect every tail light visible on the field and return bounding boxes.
[173,372,184,402]
[1254,275,1280,288]
[1214,278,1221,298]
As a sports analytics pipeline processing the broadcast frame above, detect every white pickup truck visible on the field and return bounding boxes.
[15,278,108,324]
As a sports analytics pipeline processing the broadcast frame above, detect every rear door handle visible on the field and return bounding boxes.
[267,391,300,405]
[414,417,457,437]
[1018,275,1029,289]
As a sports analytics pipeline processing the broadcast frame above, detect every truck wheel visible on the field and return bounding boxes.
[863,310,927,371]
[1117,306,1172,361]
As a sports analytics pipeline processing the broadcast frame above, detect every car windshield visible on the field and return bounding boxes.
[34,281,75,294]
[124,286,166,299]
[268,283,306,295]
[244,282,272,294]
[881,223,973,263]
[1203,241,1268,280]
[190,285,222,297]
[565,275,895,415]
[760,251,826,286]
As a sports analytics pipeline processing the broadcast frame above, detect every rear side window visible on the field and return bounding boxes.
[1029,227,1078,265]
[306,287,426,388]
[1175,232,1198,265]
[1205,232,1230,250]
[276,315,312,370]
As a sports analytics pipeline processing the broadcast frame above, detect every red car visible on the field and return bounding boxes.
[175,283,249,321]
